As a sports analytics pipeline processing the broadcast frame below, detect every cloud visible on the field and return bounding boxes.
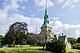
[0,8,80,38]
[0,0,43,35]
[62,0,80,8]
[0,0,80,38]
[1,0,28,13]
[0,0,28,35]
[12,14,43,33]
[58,0,66,4]
[2,0,18,12]
[0,11,43,35]
[50,18,80,38]
[34,0,54,9]
[75,30,80,38]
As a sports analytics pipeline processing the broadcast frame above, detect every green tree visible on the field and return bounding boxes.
[73,43,80,49]
[67,37,76,45]
[76,37,80,43]
[46,39,66,53]
[4,22,28,45]
[0,35,4,47]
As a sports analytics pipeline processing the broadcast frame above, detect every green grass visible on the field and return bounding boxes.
[0,46,80,53]
[66,48,80,53]
[0,46,52,53]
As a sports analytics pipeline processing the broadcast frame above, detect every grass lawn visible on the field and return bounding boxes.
[66,48,80,53]
[0,46,53,53]
[0,46,80,53]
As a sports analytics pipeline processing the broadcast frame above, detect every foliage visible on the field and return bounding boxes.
[73,43,80,49]
[67,37,76,45]
[26,33,47,46]
[36,35,46,46]
[46,39,66,53]
[0,35,4,47]
[76,37,80,43]
[26,33,38,45]
[4,22,28,45]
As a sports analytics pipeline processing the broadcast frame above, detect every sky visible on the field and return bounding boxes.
[0,0,80,38]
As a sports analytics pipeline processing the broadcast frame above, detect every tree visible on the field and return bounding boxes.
[73,43,80,49]
[26,33,48,46]
[67,37,76,45]
[46,39,66,53]
[0,35,4,47]
[76,37,80,43]
[4,22,28,45]
[26,33,38,45]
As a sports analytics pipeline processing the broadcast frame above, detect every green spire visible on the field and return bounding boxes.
[41,8,49,29]
[41,0,49,29]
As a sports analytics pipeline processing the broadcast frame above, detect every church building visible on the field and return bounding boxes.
[39,1,55,42]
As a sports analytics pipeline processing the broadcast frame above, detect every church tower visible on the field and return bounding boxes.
[39,0,54,42]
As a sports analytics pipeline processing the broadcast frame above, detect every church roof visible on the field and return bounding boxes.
[41,8,49,29]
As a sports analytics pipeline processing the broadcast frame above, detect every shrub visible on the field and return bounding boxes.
[76,37,80,43]
[46,40,66,53]
[73,43,80,49]
[67,37,76,45]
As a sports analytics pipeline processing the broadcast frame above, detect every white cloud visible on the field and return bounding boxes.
[7,13,43,34]
[73,0,79,3]
[54,20,63,28]
[2,0,28,13]
[70,5,75,8]
[62,0,80,8]
[0,8,80,38]
[0,0,43,35]
[0,11,43,35]
[0,0,30,35]
[53,17,60,20]
[18,0,28,2]
[63,0,72,8]
[11,0,19,11]
[0,0,80,38]
[51,19,80,38]
[41,17,80,38]
[34,0,54,9]
[58,0,65,4]
[2,0,18,12]
[75,30,80,38]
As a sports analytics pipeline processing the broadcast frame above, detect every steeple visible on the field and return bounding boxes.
[40,0,55,43]
[41,0,49,29]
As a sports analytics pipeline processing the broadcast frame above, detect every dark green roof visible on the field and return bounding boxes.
[41,8,49,29]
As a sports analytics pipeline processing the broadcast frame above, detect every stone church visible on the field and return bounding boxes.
[39,7,55,42]
[39,0,71,49]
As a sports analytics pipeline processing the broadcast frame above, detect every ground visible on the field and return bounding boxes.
[0,46,53,53]
[0,46,80,53]
[66,48,80,53]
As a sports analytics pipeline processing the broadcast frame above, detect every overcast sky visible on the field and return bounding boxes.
[0,0,80,38]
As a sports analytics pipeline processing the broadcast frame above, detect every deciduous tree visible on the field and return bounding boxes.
[4,22,28,45]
